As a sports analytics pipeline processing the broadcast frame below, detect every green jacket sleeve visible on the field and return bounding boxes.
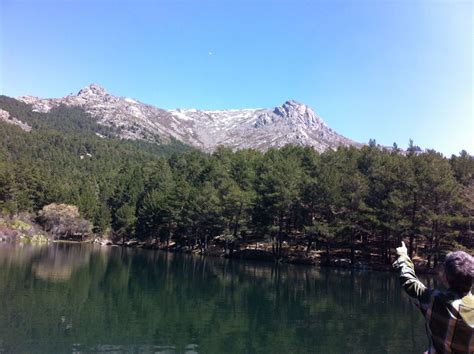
[393,251,433,305]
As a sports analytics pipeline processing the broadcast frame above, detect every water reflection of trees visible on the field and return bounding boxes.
[0,245,430,353]
[0,243,98,282]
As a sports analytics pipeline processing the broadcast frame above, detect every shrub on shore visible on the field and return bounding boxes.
[37,203,93,241]
[0,213,49,243]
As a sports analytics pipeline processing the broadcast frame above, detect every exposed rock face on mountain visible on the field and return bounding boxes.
[0,108,32,132]
[17,84,360,152]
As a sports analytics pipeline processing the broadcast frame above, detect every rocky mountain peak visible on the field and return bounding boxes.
[276,100,307,116]
[283,99,304,108]
[77,84,108,98]
[273,100,324,127]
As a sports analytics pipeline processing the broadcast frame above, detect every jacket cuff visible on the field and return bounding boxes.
[393,254,410,269]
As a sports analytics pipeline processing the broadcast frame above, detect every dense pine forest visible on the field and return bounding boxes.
[0,96,473,269]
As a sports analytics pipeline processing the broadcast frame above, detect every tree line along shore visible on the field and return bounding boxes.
[0,97,473,271]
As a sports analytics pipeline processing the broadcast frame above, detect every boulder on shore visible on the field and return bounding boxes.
[125,239,139,247]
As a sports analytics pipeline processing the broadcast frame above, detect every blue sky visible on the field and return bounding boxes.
[1,0,472,155]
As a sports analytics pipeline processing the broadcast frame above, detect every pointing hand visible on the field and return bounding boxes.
[396,241,408,256]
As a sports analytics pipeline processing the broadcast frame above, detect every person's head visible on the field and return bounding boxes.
[442,251,474,295]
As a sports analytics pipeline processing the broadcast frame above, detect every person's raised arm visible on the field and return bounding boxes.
[393,241,432,304]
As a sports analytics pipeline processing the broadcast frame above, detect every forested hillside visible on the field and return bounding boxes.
[0,96,191,233]
[0,96,473,268]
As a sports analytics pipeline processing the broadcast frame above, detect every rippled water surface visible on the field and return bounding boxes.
[0,243,433,353]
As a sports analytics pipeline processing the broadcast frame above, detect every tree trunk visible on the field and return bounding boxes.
[166,222,171,248]
[233,202,243,238]
[350,233,355,265]
[278,212,284,258]
[433,220,440,269]
[325,240,331,263]
[306,235,312,255]
[427,230,433,269]
[409,193,418,258]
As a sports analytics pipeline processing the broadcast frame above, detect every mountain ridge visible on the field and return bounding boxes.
[16,84,361,152]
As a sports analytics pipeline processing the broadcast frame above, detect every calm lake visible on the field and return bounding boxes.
[0,243,433,353]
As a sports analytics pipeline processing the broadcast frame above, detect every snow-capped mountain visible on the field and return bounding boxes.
[17,84,360,152]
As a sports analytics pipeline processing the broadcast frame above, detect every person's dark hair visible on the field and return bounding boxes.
[444,251,474,294]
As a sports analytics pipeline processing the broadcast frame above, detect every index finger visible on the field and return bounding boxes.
[401,241,406,248]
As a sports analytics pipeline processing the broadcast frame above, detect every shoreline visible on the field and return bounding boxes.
[47,238,437,275]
